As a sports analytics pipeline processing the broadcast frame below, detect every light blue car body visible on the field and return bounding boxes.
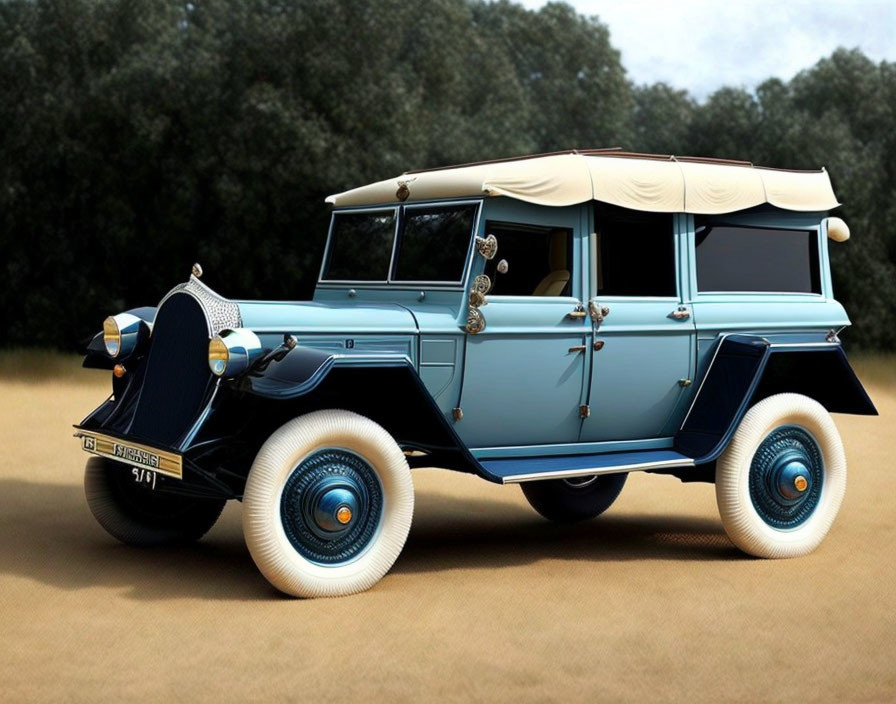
[233,194,868,484]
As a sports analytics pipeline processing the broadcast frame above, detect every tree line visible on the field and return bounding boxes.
[1,0,895,349]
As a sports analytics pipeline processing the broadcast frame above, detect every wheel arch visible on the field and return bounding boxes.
[674,334,876,465]
[218,347,486,477]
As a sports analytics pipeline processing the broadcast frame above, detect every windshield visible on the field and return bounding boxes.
[322,203,478,283]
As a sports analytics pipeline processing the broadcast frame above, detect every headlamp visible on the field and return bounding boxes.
[208,329,263,377]
[103,313,148,358]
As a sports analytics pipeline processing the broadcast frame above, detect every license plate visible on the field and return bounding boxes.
[77,431,183,479]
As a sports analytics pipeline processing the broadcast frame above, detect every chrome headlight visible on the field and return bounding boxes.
[208,329,264,377]
[103,313,148,358]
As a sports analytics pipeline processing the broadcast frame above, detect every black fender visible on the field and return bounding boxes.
[188,345,484,481]
[674,334,877,464]
[82,306,157,369]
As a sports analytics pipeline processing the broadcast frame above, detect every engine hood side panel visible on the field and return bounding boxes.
[236,301,419,334]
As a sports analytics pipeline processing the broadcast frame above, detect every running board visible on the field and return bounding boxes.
[480,450,695,484]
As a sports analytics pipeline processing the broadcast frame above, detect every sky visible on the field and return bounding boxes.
[515,0,896,100]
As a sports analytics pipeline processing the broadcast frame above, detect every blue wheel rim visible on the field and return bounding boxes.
[749,425,823,529]
[280,449,383,565]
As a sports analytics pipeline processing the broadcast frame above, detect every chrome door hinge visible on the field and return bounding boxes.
[579,405,591,419]
[453,407,464,422]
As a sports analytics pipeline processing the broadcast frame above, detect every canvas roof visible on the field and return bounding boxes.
[326,150,840,215]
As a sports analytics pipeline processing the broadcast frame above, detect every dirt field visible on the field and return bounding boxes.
[0,353,893,703]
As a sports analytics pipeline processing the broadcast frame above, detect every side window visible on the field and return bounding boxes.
[483,222,572,297]
[594,205,676,297]
[695,222,820,294]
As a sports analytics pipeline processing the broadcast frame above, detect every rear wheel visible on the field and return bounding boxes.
[242,409,414,598]
[716,393,846,558]
[84,457,225,546]
[521,473,628,523]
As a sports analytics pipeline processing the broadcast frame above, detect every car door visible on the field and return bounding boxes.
[454,201,590,449]
[579,207,696,443]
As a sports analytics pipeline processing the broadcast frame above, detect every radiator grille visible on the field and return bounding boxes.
[129,293,213,446]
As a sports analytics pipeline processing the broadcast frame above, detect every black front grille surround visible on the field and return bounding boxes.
[128,293,214,446]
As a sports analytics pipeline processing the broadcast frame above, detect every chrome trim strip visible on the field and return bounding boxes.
[501,458,696,484]
[471,437,674,459]
[765,341,840,348]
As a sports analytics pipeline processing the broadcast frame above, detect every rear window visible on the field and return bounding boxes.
[323,210,397,281]
[392,204,477,282]
[695,224,820,294]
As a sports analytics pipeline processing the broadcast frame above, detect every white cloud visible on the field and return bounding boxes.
[513,0,896,99]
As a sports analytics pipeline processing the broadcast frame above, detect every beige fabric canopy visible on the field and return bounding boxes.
[326,151,840,214]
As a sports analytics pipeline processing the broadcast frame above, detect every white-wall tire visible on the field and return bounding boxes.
[716,393,846,558]
[242,409,414,598]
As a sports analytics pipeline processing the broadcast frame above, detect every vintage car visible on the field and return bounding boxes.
[76,149,876,597]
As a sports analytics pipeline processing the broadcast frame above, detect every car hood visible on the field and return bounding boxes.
[236,300,418,335]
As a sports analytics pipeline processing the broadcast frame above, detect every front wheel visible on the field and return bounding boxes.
[521,473,627,523]
[242,410,414,598]
[716,393,847,558]
[84,457,226,546]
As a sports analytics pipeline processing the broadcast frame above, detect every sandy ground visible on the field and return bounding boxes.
[0,356,894,703]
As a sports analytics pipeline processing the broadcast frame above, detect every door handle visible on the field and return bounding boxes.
[568,345,586,354]
[670,306,690,320]
[567,307,588,319]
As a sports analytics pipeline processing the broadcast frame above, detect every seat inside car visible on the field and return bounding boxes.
[532,230,570,296]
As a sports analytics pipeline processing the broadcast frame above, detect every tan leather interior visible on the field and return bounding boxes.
[533,230,570,296]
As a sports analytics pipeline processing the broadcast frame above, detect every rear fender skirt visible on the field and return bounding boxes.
[674,334,877,464]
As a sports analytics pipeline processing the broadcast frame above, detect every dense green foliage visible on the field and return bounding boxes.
[1,0,894,349]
